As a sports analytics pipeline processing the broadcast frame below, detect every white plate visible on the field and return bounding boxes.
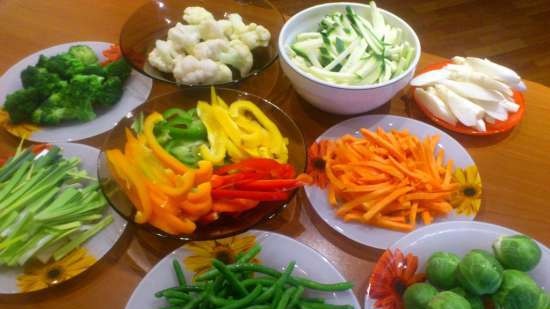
[364,221,550,308]
[0,41,152,142]
[304,115,478,249]
[126,230,360,309]
[0,143,127,294]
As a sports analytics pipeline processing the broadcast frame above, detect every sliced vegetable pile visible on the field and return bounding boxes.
[0,145,112,267]
[411,56,526,132]
[3,44,132,126]
[288,2,415,86]
[106,88,300,235]
[156,244,355,309]
[148,6,271,85]
[307,128,461,232]
[373,234,548,309]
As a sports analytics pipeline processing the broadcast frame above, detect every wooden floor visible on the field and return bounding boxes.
[272,0,550,86]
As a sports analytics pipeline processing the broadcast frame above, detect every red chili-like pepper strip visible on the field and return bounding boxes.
[31,144,51,154]
[211,189,290,201]
[235,179,300,191]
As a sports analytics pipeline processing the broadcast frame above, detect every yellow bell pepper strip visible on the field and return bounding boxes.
[197,101,227,165]
[194,160,213,184]
[106,149,151,224]
[156,169,195,197]
[226,138,248,162]
[211,105,242,146]
[229,100,288,163]
[143,112,188,174]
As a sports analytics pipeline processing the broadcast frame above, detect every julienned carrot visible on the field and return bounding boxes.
[310,128,460,232]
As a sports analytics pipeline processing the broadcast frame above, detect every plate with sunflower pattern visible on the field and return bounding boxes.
[364,221,550,309]
[304,115,481,249]
[125,230,361,309]
[0,143,127,294]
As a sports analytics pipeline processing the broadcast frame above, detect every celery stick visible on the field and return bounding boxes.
[53,215,113,261]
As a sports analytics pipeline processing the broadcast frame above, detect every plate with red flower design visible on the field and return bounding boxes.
[364,221,550,309]
[125,230,360,309]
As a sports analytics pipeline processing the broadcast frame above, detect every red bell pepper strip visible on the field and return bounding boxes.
[235,179,301,191]
[210,171,268,188]
[215,158,285,175]
[211,189,290,201]
[31,144,51,154]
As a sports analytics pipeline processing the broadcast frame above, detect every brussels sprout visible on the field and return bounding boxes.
[404,283,439,309]
[493,269,541,309]
[456,249,503,295]
[450,287,484,309]
[426,252,461,289]
[427,291,472,309]
[536,292,550,309]
[493,235,542,271]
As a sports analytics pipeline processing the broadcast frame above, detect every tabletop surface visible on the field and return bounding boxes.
[1,0,549,308]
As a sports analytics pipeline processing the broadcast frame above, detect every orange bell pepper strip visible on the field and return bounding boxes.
[149,211,197,235]
[199,211,219,224]
[156,170,195,197]
[212,199,259,213]
[180,182,212,217]
[106,149,152,224]
[143,112,188,174]
[194,160,213,184]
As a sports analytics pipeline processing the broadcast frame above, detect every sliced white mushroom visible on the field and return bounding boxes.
[464,57,522,87]
[415,87,458,125]
[439,79,503,102]
[410,69,451,87]
[471,99,509,121]
[434,84,484,127]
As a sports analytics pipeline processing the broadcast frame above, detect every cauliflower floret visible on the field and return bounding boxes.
[173,55,232,85]
[183,7,215,25]
[148,40,179,73]
[227,13,247,33]
[192,39,230,60]
[231,23,271,49]
[218,40,253,77]
[167,22,200,53]
[198,20,230,40]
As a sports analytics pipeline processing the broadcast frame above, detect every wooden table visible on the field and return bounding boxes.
[1,1,549,308]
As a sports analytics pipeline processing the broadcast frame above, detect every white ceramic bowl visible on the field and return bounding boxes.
[278,2,421,115]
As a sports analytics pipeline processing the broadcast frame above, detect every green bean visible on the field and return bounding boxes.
[272,261,296,306]
[299,303,354,309]
[197,263,353,291]
[211,259,248,297]
[237,244,262,263]
[155,286,203,297]
[162,290,192,300]
[209,294,229,306]
[218,285,262,309]
[244,306,271,309]
[182,285,212,309]
[167,298,186,305]
[288,286,305,308]
[275,286,295,309]
[242,277,277,288]
[172,259,187,286]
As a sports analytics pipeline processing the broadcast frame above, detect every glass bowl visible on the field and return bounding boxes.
[97,88,306,241]
[119,0,284,86]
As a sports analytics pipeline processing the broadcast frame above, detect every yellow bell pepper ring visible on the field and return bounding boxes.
[143,112,189,174]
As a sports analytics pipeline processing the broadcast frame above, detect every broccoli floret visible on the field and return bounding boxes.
[3,88,42,123]
[104,58,132,82]
[95,76,123,106]
[20,66,65,99]
[31,90,95,126]
[80,63,107,77]
[36,53,86,80]
[68,45,98,65]
[69,74,104,100]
